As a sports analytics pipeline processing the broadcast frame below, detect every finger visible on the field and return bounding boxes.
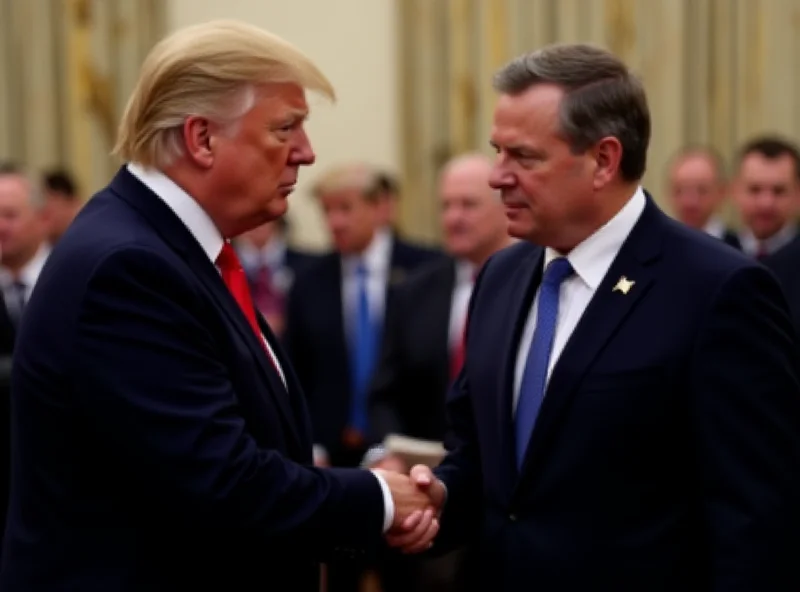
[401,509,423,531]
[410,465,432,487]
[387,509,433,548]
[402,518,439,554]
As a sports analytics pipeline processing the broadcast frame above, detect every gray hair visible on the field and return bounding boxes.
[493,43,650,181]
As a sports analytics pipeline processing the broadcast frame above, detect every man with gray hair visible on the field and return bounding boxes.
[1,20,438,592]
[403,43,800,590]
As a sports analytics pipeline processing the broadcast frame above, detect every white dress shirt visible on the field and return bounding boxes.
[738,223,797,257]
[449,259,476,348]
[513,187,646,410]
[341,229,392,340]
[0,242,50,316]
[703,216,726,240]
[127,163,394,532]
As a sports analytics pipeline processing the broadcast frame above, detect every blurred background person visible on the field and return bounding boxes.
[41,168,82,245]
[730,136,800,259]
[369,153,513,455]
[283,162,441,592]
[366,153,513,592]
[666,145,739,247]
[234,217,319,337]
[0,164,50,332]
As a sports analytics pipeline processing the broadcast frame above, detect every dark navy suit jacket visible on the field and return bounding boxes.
[0,167,385,592]
[433,197,800,591]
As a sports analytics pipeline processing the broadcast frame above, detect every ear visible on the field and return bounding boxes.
[591,136,623,190]
[182,116,216,169]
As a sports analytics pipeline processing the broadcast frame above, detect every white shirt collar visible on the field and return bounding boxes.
[739,222,798,257]
[454,258,476,284]
[127,163,224,264]
[0,242,50,289]
[237,237,287,271]
[544,186,646,290]
[703,216,726,239]
[342,227,392,275]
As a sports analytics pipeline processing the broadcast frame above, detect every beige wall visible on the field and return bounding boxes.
[167,0,399,250]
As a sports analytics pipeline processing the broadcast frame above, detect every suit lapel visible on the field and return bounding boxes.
[257,315,312,461]
[496,247,545,492]
[513,200,665,494]
[193,258,305,449]
[109,168,304,452]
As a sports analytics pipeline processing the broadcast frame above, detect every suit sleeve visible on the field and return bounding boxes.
[71,247,385,554]
[691,264,800,591]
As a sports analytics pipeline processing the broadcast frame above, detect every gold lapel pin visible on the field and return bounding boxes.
[612,276,635,295]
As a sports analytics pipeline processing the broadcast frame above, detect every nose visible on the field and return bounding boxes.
[489,161,512,190]
[290,128,315,166]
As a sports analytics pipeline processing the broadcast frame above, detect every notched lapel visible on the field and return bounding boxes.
[514,205,664,492]
[193,256,304,451]
[496,248,544,491]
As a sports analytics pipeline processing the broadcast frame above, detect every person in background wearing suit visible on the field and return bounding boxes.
[283,163,441,592]
[756,140,800,337]
[731,136,800,259]
[367,153,512,592]
[403,43,800,591]
[665,145,740,248]
[0,21,439,592]
[369,152,512,461]
[285,163,442,471]
[234,217,319,337]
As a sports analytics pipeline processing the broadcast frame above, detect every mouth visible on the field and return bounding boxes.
[278,183,296,196]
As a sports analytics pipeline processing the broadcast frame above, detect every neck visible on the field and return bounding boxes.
[552,182,638,253]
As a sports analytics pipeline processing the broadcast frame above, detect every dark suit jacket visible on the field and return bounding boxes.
[721,228,741,250]
[764,234,800,337]
[0,167,385,592]
[0,297,13,560]
[433,198,800,591]
[369,256,456,442]
[283,237,441,466]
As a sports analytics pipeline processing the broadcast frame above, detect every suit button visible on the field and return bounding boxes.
[508,513,517,521]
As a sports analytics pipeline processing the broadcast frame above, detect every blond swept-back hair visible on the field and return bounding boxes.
[113,20,335,168]
[311,163,382,202]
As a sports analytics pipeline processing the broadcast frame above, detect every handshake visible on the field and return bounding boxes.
[374,465,446,554]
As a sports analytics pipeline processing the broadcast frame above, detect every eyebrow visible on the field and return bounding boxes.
[490,140,539,155]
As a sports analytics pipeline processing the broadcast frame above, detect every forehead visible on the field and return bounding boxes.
[318,187,367,206]
[491,84,564,145]
[672,154,717,180]
[440,164,492,197]
[0,175,30,202]
[740,153,797,182]
[254,82,309,120]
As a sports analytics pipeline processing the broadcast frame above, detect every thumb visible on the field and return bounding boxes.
[409,464,433,487]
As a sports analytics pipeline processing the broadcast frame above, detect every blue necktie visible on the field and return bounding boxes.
[349,262,378,434]
[515,257,574,469]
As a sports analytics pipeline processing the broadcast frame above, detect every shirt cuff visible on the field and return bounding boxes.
[370,470,395,533]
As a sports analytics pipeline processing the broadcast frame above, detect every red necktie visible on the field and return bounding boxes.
[216,243,280,372]
[450,320,466,381]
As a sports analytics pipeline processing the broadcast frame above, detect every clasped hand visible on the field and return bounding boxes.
[374,465,445,554]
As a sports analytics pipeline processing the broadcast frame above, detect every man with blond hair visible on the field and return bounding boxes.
[0,21,437,591]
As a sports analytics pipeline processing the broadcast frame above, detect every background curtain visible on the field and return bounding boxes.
[398,0,800,241]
